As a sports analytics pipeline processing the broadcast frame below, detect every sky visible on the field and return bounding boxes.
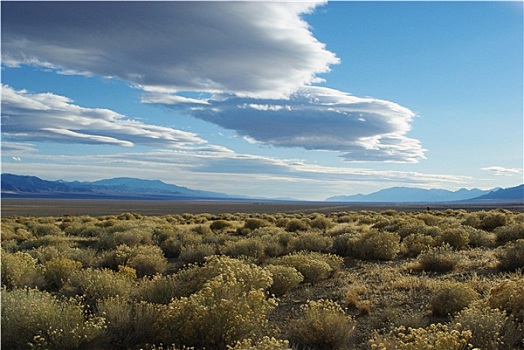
[1,1,523,200]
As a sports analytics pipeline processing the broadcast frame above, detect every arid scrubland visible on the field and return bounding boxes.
[2,209,524,349]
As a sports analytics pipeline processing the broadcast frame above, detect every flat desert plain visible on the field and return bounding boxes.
[2,198,522,216]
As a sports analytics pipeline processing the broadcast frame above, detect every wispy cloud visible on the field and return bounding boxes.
[2,146,469,200]
[482,166,523,176]
[1,85,205,148]
[146,86,426,162]
[2,1,337,99]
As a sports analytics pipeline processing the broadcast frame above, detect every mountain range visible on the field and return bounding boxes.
[2,173,523,203]
[325,185,523,203]
[1,173,233,200]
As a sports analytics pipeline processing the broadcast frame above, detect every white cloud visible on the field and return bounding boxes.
[1,85,206,148]
[4,154,467,200]
[2,1,426,164]
[1,142,37,155]
[482,166,523,176]
[146,86,426,162]
[2,1,338,99]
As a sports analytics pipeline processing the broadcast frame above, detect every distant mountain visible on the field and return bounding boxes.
[325,186,493,203]
[1,173,233,200]
[469,184,523,202]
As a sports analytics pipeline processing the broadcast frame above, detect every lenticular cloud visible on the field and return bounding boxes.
[145,86,426,163]
[1,85,205,148]
[2,1,425,162]
[2,1,337,99]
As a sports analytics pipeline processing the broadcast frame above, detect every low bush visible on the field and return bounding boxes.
[265,264,304,296]
[271,252,342,284]
[370,323,473,350]
[160,237,182,258]
[496,239,524,272]
[439,227,470,250]
[242,218,272,231]
[1,251,44,289]
[178,243,217,265]
[60,267,135,309]
[417,244,460,272]
[288,232,333,253]
[479,212,508,232]
[285,219,310,232]
[33,223,63,237]
[430,282,478,316]
[1,288,104,350]
[43,257,83,291]
[402,233,435,257]
[310,216,334,232]
[136,274,180,304]
[288,299,355,350]
[452,302,508,350]
[228,337,291,350]
[210,219,235,233]
[125,245,168,277]
[352,230,400,261]
[488,278,524,322]
[97,295,163,349]
[167,255,274,299]
[223,237,266,260]
[466,226,495,247]
[494,223,524,244]
[332,232,357,256]
[158,257,276,349]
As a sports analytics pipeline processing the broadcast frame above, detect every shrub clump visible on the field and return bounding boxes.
[370,323,473,350]
[288,232,333,253]
[97,295,163,349]
[43,257,83,291]
[158,256,276,349]
[496,239,524,272]
[488,278,524,322]
[223,238,266,260]
[288,299,355,350]
[494,223,524,244]
[430,282,478,317]
[265,264,304,296]
[1,288,104,350]
[285,219,310,232]
[1,251,44,289]
[452,302,508,350]
[439,227,470,250]
[402,233,435,257]
[228,337,291,350]
[271,252,343,284]
[417,244,460,272]
[60,267,135,308]
[352,230,400,261]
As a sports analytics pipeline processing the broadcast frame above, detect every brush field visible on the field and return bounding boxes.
[2,208,523,349]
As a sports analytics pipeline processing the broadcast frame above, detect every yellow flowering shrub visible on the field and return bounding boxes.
[288,299,355,350]
[370,323,473,350]
[159,256,276,349]
[489,278,524,322]
[1,288,104,350]
[43,257,82,291]
[227,337,291,350]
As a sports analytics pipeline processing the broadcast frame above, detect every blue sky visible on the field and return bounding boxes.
[1,1,522,200]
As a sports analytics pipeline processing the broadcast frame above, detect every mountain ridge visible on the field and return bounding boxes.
[2,173,522,203]
[325,185,522,203]
[1,173,233,200]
